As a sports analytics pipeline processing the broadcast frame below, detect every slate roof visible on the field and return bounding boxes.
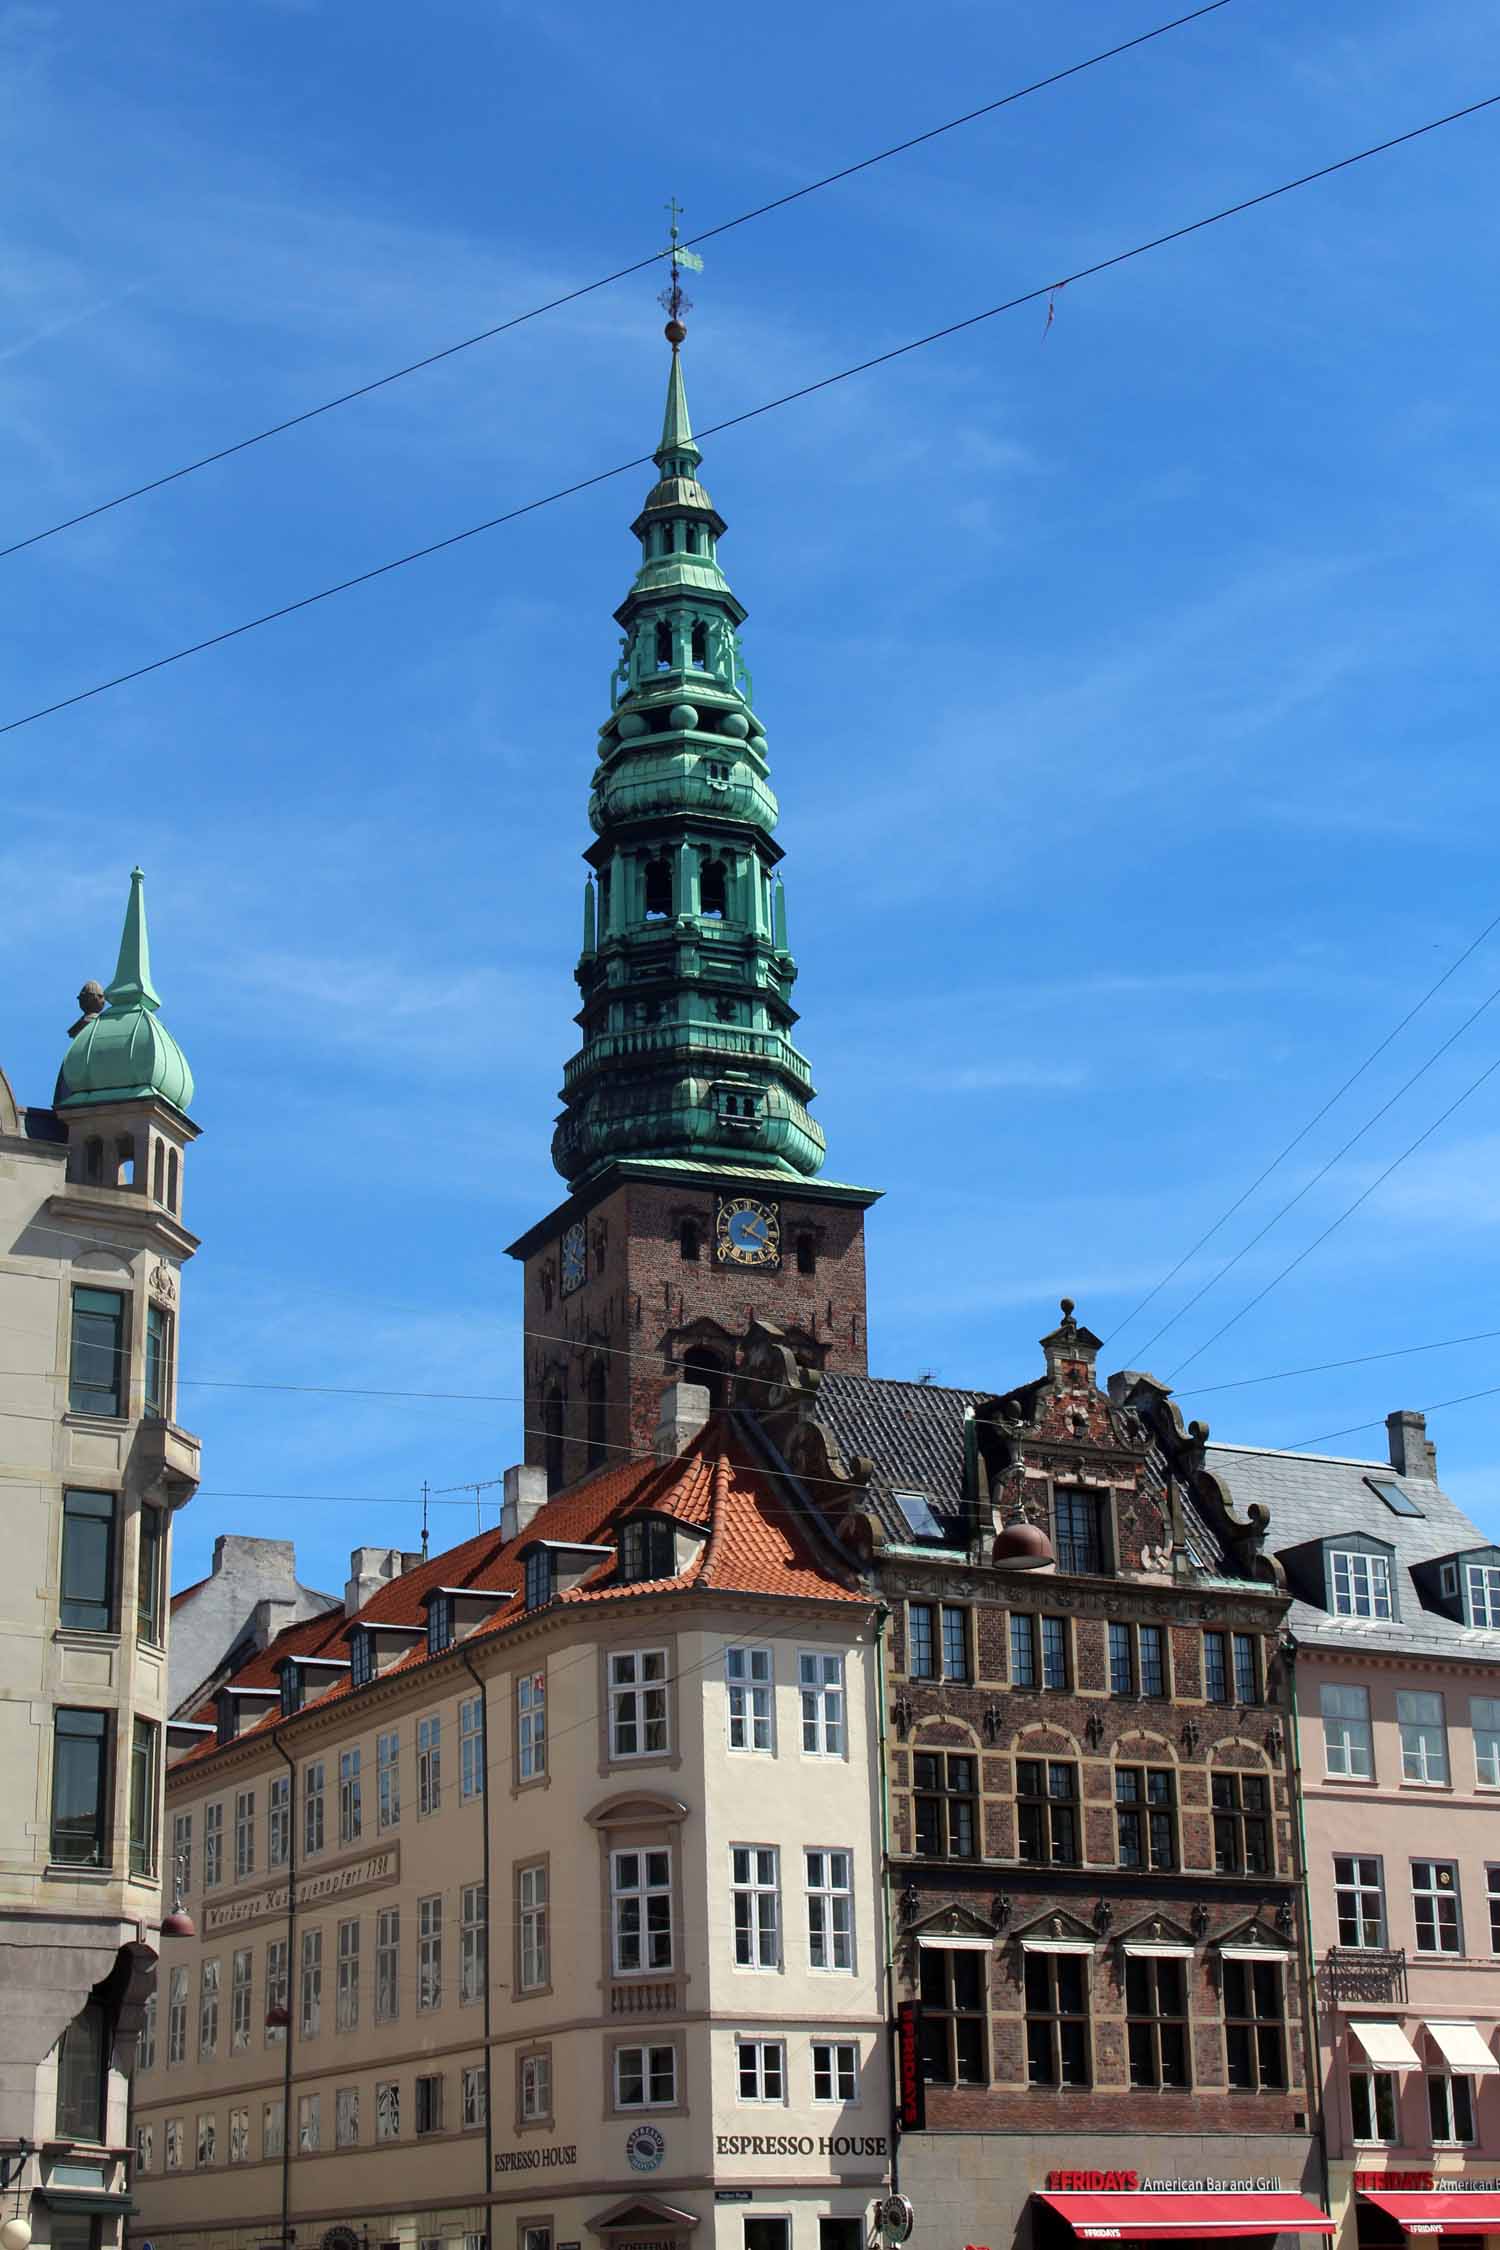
[1205,1439,1500,1664]
[815,1372,984,1544]
[173,1416,865,1776]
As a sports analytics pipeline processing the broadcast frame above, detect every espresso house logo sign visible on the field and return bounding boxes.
[716,2134,888,2161]
[202,1849,398,1935]
[494,2146,578,2175]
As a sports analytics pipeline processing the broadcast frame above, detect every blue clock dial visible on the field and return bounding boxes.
[715,1195,781,1268]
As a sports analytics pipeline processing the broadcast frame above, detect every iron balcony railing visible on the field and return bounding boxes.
[1319,1946,1408,2005]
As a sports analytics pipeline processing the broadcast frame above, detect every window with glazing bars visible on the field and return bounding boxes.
[726,1648,772,1751]
[377,1731,399,1828]
[460,1696,483,1799]
[1017,1760,1079,1866]
[1350,2069,1398,2142]
[460,1883,486,2001]
[1203,1631,1229,1704]
[913,1753,976,1859]
[805,1848,853,1969]
[302,1762,325,1857]
[336,1919,359,2030]
[1211,1773,1270,1874]
[1334,1855,1385,1947]
[1025,1951,1090,2085]
[264,1941,287,2045]
[917,1948,986,2084]
[268,1776,289,1867]
[418,1895,442,2008]
[1125,1956,1188,2087]
[375,1909,399,2021]
[1331,1549,1393,1619]
[731,1846,781,1968]
[234,1788,255,1879]
[339,1749,361,1842]
[231,1950,251,2051]
[299,1928,321,2038]
[1053,1490,1103,1573]
[1412,1860,1461,1953]
[203,1800,223,1888]
[417,1716,441,1814]
[1223,1959,1285,2089]
[1115,1768,1176,1869]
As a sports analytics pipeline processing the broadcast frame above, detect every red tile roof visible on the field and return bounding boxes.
[171,1420,863,1774]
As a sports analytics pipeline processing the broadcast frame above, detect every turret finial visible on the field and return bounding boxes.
[105,865,161,1013]
[658,195,703,352]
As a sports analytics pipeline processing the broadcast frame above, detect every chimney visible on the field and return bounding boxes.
[654,1380,711,1462]
[501,1463,549,1544]
[1387,1409,1438,1483]
[345,1546,407,1617]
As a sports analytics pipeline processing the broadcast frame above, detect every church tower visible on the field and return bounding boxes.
[507,297,878,1490]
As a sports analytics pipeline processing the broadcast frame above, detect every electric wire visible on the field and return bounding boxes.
[1284,1381,1500,1455]
[1102,901,1500,1351]
[1125,963,1500,1369]
[1168,1040,1500,1380]
[0,2,1233,563]
[4,90,1497,741]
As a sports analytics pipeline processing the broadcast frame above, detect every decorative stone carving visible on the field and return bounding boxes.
[150,1262,178,1304]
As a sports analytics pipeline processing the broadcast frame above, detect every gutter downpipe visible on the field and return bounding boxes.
[873,1601,900,2201]
[273,1729,297,2250]
[1284,1637,1332,2223]
[461,1648,496,2228]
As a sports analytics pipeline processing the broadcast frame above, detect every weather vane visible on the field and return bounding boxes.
[659,196,703,347]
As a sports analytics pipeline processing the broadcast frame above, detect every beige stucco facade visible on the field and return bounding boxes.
[0,1055,200,2250]
[131,1576,892,2250]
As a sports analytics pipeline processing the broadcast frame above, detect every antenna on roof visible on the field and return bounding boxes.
[420,1481,430,1561]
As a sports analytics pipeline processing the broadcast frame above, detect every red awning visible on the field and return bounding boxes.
[1359,2191,1500,2236]
[1036,2191,1336,2240]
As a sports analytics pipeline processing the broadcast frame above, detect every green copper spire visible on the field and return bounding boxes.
[59,868,194,1114]
[549,329,825,1186]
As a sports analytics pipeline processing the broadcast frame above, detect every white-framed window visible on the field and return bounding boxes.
[805,1848,854,1969]
[196,2113,216,2167]
[1488,1866,1500,1955]
[171,1810,192,1894]
[261,2103,283,2160]
[299,1928,321,2038]
[376,1907,399,2021]
[522,2228,551,2250]
[140,1990,156,2072]
[736,2038,786,2102]
[519,1863,548,1990]
[460,1882,486,2002]
[339,1748,361,1843]
[418,1894,442,2009]
[268,1774,289,1867]
[135,2122,153,2171]
[335,2086,359,2148]
[1321,1683,1374,1779]
[727,1646,774,1751]
[611,1847,673,1974]
[1334,1855,1386,1948]
[460,1695,484,1800]
[615,2043,676,2108]
[1351,2068,1398,2143]
[1473,1697,1500,1787]
[1468,1563,1500,1629]
[812,2039,860,2103]
[264,1940,288,2046]
[1399,1691,1449,1784]
[1429,2071,1476,2144]
[297,2092,320,2152]
[732,1845,781,1969]
[463,2064,489,2128]
[1412,1860,1462,1954]
[609,1648,669,1758]
[234,1788,255,1879]
[231,1947,252,2052]
[203,1801,223,1888]
[375,2081,399,2142]
[336,1917,359,2030]
[799,1650,845,1755]
[167,1964,188,2064]
[303,1760,325,1856]
[197,1957,219,2059]
[518,1671,546,1779]
[414,2073,443,2135]
[418,1715,441,1815]
[1331,1549,1393,1619]
[165,2118,183,2171]
[518,2051,550,2123]
[377,1729,400,1828]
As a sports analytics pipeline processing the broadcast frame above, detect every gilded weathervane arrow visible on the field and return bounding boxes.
[659,195,704,346]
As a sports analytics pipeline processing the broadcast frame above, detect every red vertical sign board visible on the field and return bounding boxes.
[897,2003,925,2131]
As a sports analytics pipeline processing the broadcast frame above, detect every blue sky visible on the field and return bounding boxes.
[5,0,1500,1597]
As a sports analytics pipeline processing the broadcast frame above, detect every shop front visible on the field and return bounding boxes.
[1339,2171,1500,2249]
[897,2135,1329,2250]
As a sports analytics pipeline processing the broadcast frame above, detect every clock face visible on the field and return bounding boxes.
[715,1195,781,1269]
[560,1220,588,1296]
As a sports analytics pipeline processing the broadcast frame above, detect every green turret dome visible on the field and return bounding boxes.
[59,868,195,1115]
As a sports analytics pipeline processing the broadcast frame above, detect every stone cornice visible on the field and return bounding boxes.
[45,1188,200,1260]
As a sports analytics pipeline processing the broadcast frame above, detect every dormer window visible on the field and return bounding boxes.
[428,1595,454,1656]
[620,1518,677,1584]
[525,1549,556,1612]
[280,1664,303,1718]
[350,1631,373,1689]
[1467,1562,1500,1629]
[1331,1549,1393,1619]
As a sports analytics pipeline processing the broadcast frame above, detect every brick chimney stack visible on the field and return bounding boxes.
[1387,1409,1438,1482]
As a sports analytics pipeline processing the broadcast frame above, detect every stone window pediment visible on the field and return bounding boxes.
[586,1791,690,1831]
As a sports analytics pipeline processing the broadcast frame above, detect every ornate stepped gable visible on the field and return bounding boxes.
[552,337,826,1185]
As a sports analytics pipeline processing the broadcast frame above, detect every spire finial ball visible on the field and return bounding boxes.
[664,318,686,346]
[1060,1297,1075,1317]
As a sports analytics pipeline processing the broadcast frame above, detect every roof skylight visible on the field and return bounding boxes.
[892,1489,943,1541]
[1364,1475,1425,1519]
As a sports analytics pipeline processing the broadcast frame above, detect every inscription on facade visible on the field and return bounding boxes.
[202,1848,398,1934]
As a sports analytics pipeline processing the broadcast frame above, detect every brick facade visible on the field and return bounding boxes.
[513,1171,873,1486]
